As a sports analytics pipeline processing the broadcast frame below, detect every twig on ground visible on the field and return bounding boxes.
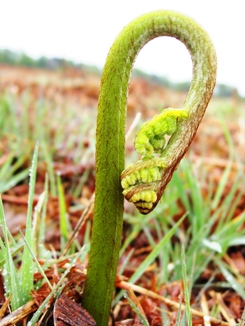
[0,300,37,326]
[116,280,230,326]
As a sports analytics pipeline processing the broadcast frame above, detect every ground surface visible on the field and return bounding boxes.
[0,64,245,325]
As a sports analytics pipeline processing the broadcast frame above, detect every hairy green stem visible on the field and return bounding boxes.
[82,10,217,324]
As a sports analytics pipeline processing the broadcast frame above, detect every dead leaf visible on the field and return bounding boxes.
[53,294,96,326]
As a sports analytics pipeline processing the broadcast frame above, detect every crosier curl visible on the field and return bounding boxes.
[121,14,217,214]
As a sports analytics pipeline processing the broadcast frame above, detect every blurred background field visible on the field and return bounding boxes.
[0,51,245,324]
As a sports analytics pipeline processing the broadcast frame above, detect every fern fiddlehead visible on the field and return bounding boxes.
[83,10,217,325]
[121,13,217,214]
[122,107,189,213]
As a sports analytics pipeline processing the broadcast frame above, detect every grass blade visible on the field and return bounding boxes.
[0,168,29,193]
[113,213,186,304]
[57,174,70,251]
[21,142,39,302]
[181,245,192,325]
[0,197,23,310]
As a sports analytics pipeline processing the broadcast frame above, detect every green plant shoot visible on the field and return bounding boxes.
[82,10,217,325]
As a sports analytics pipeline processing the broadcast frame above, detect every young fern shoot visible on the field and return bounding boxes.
[121,14,217,214]
[83,10,217,325]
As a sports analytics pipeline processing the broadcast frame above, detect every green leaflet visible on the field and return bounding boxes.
[122,166,162,189]
[122,165,163,214]
[121,108,188,213]
[134,108,188,159]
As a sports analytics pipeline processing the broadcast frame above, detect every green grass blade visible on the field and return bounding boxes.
[37,174,49,258]
[215,260,245,300]
[0,168,29,193]
[113,214,186,304]
[21,142,39,302]
[0,196,23,310]
[0,154,13,180]
[57,174,70,251]
[125,292,150,326]
[19,229,53,290]
[211,162,232,211]
[27,252,81,326]
[181,245,192,326]
[130,214,186,284]
[118,248,134,276]
[41,141,56,196]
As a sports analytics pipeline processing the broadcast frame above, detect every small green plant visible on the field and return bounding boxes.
[0,144,39,310]
[82,10,217,325]
[0,144,90,324]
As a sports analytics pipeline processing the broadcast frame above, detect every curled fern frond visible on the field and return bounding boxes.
[134,108,188,159]
[121,108,188,213]
[84,10,217,324]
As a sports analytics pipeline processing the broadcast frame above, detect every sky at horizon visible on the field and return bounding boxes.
[1,1,244,96]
